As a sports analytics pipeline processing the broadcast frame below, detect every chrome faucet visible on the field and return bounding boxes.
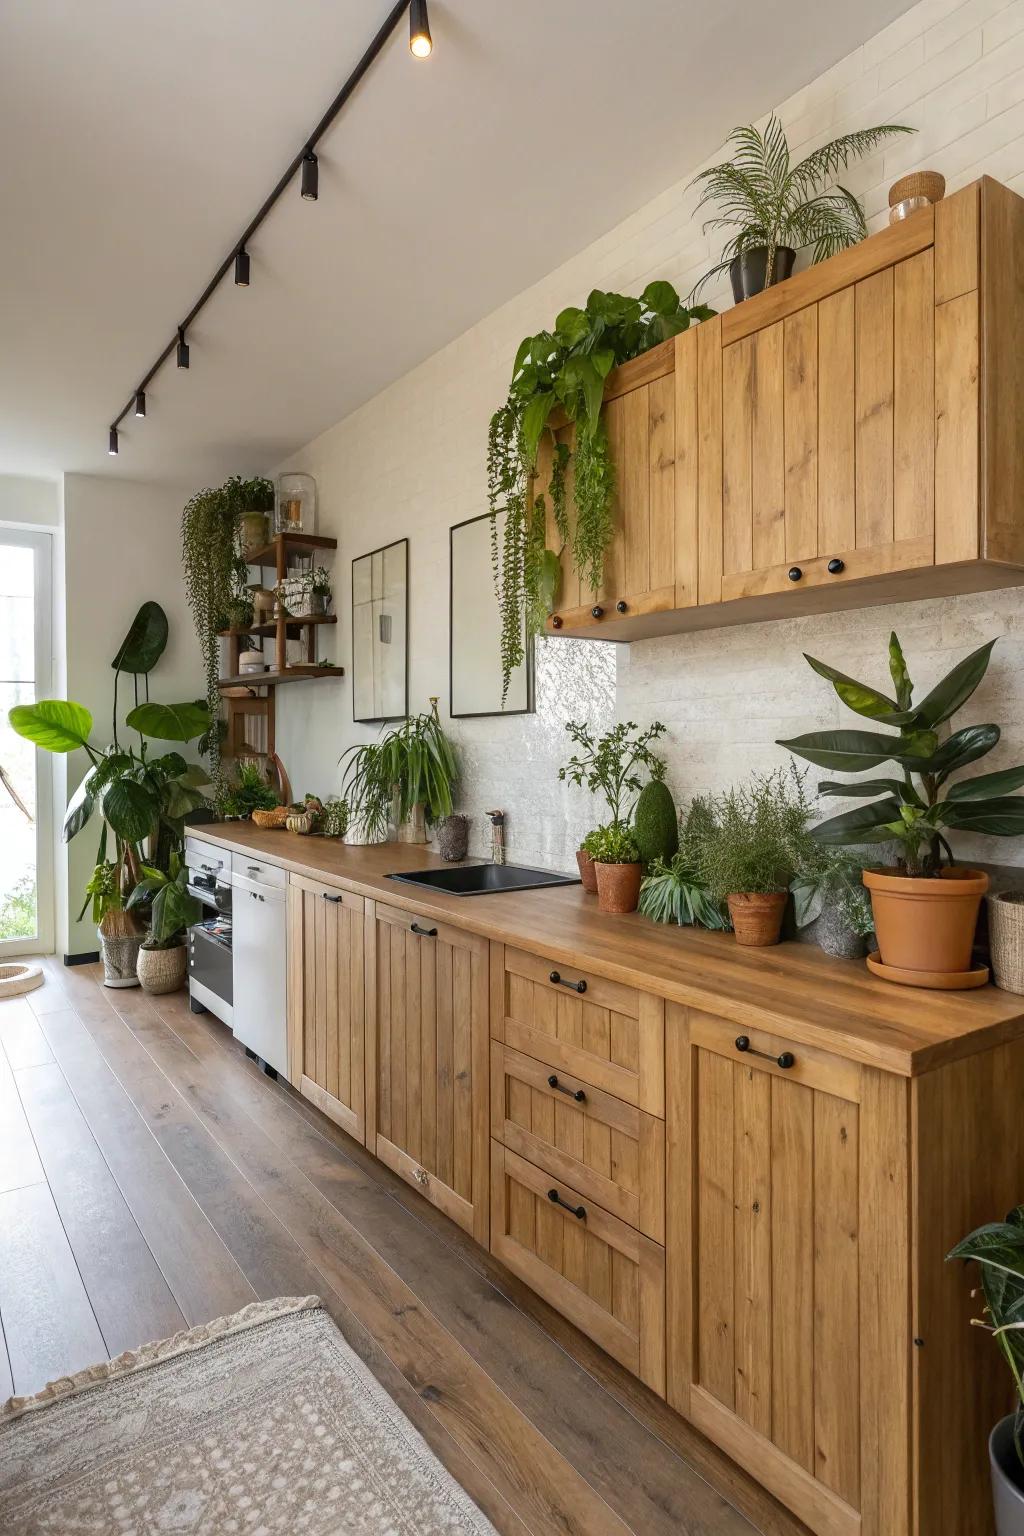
[486,810,506,866]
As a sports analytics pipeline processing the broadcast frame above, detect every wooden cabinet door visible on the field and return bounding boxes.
[667,1008,911,1536]
[286,876,366,1143]
[366,901,490,1244]
[541,336,687,632]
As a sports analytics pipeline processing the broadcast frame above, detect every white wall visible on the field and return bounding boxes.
[0,474,59,529]
[275,0,1024,871]
[60,473,202,954]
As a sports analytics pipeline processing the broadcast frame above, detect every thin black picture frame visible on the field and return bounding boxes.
[351,536,409,724]
[449,512,535,719]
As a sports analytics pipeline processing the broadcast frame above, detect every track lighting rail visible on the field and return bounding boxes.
[108,0,425,452]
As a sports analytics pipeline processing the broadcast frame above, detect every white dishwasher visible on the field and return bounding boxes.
[231,867,289,1081]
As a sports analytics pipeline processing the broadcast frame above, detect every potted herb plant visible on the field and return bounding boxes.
[693,766,811,946]
[778,634,1024,984]
[690,116,913,303]
[587,823,643,914]
[790,846,875,959]
[639,796,729,930]
[948,1207,1024,1534]
[217,759,280,820]
[560,719,667,891]
[128,853,201,994]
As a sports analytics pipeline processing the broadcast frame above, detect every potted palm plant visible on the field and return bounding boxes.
[779,634,1024,985]
[692,766,812,946]
[948,1207,1024,1534]
[690,116,913,302]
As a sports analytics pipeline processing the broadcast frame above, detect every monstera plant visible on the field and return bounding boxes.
[8,603,209,983]
[778,633,1024,981]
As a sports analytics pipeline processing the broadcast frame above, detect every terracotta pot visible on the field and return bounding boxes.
[576,847,598,893]
[727,891,787,947]
[595,861,642,914]
[863,866,988,974]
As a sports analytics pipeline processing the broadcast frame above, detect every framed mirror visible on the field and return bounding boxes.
[450,513,533,718]
[352,538,408,723]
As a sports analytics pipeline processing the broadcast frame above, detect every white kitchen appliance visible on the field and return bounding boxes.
[231,863,289,1081]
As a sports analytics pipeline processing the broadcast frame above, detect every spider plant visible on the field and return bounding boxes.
[380,699,459,828]
[690,116,914,298]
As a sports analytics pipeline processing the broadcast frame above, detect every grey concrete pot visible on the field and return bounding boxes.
[991,1415,1024,1535]
[800,903,869,960]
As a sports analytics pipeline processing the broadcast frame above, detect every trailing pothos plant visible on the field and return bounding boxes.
[778,633,1024,874]
[489,284,713,700]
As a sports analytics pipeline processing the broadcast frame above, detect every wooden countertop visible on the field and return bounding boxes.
[197,823,1024,1077]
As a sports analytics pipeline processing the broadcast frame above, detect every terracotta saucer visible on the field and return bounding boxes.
[866,951,989,990]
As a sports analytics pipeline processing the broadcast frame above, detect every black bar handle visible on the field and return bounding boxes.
[548,1189,586,1220]
[549,970,587,994]
[548,1073,586,1103]
[322,892,343,903]
[411,922,438,937]
[735,1035,795,1070]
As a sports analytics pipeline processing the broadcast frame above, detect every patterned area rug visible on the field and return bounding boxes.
[0,1295,497,1534]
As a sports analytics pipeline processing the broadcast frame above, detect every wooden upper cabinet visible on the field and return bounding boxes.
[365,901,490,1244]
[548,177,1024,642]
[286,875,366,1143]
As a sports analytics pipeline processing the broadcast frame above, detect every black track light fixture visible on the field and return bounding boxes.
[176,328,190,369]
[409,0,432,57]
[301,151,319,201]
[234,247,250,286]
[108,426,119,456]
[134,390,146,418]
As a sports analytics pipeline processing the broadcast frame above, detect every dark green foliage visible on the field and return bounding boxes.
[691,766,813,900]
[111,602,168,675]
[559,719,667,828]
[948,1206,1024,1469]
[634,779,679,867]
[218,759,279,820]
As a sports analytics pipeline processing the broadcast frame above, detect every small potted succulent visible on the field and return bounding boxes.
[948,1207,1024,1534]
[128,854,201,994]
[779,634,1024,984]
[559,719,667,892]
[587,823,643,914]
[692,766,811,946]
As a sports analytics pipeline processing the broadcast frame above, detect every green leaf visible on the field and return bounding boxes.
[804,653,907,723]
[62,772,96,843]
[929,723,1000,776]
[111,601,168,675]
[811,798,904,844]
[778,729,920,772]
[817,776,921,803]
[9,699,93,753]
[889,632,913,710]
[553,307,588,347]
[790,875,826,927]
[946,765,1024,801]
[125,701,210,743]
[576,358,605,437]
[101,778,159,841]
[940,797,1024,836]
[591,347,616,379]
[912,639,996,729]
[178,762,211,789]
[640,280,680,316]
[521,391,555,463]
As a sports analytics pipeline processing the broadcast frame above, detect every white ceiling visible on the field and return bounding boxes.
[1,0,915,487]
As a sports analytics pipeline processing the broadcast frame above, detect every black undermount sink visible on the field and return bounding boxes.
[387,863,581,896]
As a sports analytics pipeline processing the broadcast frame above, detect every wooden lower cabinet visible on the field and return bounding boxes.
[491,1140,666,1394]
[365,901,490,1244]
[286,875,366,1142]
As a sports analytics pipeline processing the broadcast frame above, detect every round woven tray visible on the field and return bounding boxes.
[251,806,289,829]
[888,171,945,206]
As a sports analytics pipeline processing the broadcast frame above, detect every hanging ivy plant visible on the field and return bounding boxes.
[181,486,245,788]
[488,282,714,700]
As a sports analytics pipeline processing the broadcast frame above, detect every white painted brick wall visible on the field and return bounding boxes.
[277,0,1024,871]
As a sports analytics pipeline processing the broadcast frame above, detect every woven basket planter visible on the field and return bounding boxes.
[100,932,142,989]
[137,943,187,995]
[988,891,1024,995]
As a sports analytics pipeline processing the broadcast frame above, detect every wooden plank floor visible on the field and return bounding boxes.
[0,958,811,1536]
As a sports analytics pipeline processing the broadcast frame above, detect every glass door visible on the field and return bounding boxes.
[0,530,53,954]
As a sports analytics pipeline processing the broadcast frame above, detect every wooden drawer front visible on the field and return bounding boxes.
[500,948,664,1116]
[491,1141,665,1395]
[491,1044,665,1242]
[691,1014,864,1531]
[369,902,489,1244]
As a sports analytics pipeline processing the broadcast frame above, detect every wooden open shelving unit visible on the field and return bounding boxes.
[218,531,343,761]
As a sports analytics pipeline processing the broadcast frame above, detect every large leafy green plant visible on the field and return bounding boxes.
[690,116,913,295]
[8,603,209,919]
[340,700,458,838]
[490,285,713,700]
[128,852,201,948]
[948,1206,1024,1469]
[559,719,667,828]
[778,634,1024,876]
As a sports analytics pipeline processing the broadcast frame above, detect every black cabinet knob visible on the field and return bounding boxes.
[615,600,627,614]
[788,567,802,582]
[591,605,604,619]
[550,614,562,630]
[827,557,845,574]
